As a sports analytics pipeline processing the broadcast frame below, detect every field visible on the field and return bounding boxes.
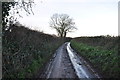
[70,36,120,78]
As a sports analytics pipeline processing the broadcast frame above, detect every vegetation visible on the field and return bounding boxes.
[70,36,120,78]
[49,13,77,37]
[2,2,73,78]
[2,1,119,78]
[2,2,15,27]
[2,24,67,78]
[2,1,34,37]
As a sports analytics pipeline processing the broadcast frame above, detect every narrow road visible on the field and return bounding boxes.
[40,42,101,78]
[46,43,77,78]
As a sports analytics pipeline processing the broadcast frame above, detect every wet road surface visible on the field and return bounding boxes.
[40,42,101,79]
[47,43,77,78]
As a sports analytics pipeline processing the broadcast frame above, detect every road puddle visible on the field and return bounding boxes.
[67,42,94,78]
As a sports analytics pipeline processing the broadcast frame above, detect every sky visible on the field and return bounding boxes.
[12,0,119,37]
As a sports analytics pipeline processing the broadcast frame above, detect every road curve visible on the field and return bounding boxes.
[40,42,101,79]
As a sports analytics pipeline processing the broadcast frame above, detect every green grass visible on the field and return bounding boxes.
[70,40,120,78]
[18,58,44,78]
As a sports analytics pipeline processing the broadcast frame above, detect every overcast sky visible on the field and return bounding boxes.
[14,0,119,37]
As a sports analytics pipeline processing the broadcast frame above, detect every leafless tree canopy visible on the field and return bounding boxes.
[50,13,77,37]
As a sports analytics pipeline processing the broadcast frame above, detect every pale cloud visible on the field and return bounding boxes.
[16,0,118,37]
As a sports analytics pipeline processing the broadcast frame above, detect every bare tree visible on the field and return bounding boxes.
[49,13,77,37]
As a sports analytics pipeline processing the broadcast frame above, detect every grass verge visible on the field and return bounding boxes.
[70,39,120,78]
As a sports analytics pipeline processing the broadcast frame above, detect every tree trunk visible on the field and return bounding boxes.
[63,32,66,38]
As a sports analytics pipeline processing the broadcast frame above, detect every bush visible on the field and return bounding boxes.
[3,24,65,78]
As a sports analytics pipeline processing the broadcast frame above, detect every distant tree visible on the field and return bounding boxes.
[49,13,77,37]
